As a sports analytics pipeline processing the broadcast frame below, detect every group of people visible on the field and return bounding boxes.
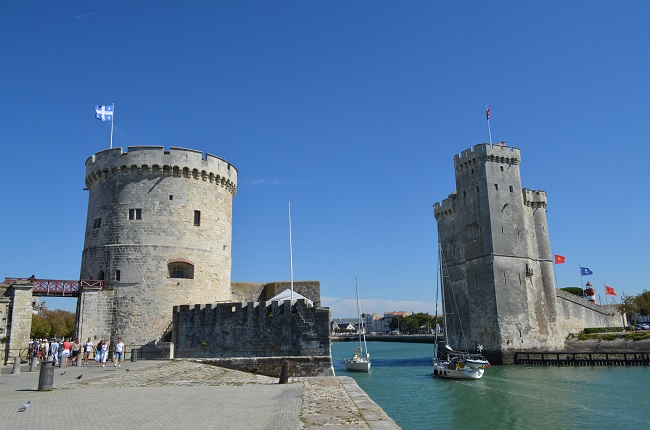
[28,336,126,368]
[82,337,125,367]
[28,337,81,366]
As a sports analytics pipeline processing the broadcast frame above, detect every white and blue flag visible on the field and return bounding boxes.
[95,104,114,121]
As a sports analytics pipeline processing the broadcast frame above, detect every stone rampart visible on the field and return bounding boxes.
[556,289,623,337]
[173,300,333,376]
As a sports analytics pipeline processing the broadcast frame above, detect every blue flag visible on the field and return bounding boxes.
[95,105,114,121]
[580,267,593,276]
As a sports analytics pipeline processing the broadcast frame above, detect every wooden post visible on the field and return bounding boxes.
[279,360,290,384]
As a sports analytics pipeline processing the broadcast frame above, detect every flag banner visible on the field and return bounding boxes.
[486,107,491,120]
[95,105,114,121]
[605,286,617,296]
[554,255,566,264]
[580,267,593,276]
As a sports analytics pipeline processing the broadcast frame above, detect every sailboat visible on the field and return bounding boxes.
[344,277,371,372]
[432,241,490,379]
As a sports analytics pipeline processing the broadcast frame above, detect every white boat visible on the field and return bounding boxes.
[432,242,490,380]
[344,277,371,372]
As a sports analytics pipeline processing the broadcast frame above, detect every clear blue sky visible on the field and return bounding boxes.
[2,1,649,318]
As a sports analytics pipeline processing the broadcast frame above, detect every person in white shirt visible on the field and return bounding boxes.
[83,337,94,365]
[114,337,125,367]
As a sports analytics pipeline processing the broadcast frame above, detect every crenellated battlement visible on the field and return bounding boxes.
[522,188,547,208]
[173,299,331,376]
[85,146,238,195]
[433,193,457,220]
[454,142,520,169]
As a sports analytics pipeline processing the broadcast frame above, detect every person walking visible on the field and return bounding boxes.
[95,340,103,365]
[83,337,94,365]
[100,339,109,367]
[49,338,60,366]
[61,338,71,367]
[113,338,125,367]
[71,338,81,365]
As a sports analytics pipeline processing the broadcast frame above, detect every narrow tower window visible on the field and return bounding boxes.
[194,210,201,226]
[93,218,101,229]
[494,184,499,191]
[129,208,142,220]
[509,186,514,192]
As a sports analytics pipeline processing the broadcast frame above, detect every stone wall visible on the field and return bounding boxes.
[0,282,33,364]
[173,299,333,376]
[556,289,623,336]
[76,285,114,344]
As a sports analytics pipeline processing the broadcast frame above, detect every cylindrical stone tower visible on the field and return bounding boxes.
[78,146,237,347]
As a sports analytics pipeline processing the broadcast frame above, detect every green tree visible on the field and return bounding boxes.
[30,314,50,339]
[30,309,75,340]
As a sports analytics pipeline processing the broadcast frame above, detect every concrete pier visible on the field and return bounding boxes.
[0,360,400,429]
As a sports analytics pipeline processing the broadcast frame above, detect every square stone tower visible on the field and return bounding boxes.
[434,142,564,364]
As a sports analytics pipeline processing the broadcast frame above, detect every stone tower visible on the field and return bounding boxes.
[434,143,564,364]
[78,146,237,347]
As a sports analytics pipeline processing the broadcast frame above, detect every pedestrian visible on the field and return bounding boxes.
[40,339,49,362]
[27,339,34,361]
[61,337,71,367]
[83,337,94,365]
[100,339,109,367]
[95,340,103,365]
[49,338,60,366]
[28,339,37,361]
[71,338,81,365]
[113,337,125,367]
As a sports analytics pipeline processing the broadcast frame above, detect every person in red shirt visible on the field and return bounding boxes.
[61,338,71,367]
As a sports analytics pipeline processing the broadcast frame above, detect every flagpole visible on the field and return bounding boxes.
[486,105,492,144]
[288,201,294,302]
[579,262,583,298]
[110,103,114,149]
[552,250,559,289]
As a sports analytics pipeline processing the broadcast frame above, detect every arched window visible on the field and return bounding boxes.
[168,262,194,279]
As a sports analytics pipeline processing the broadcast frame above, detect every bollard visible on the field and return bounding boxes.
[38,361,54,391]
[12,358,21,375]
[130,349,138,362]
[278,360,290,384]
[30,356,39,372]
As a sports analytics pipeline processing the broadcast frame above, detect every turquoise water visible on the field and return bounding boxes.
[332,341,650,430]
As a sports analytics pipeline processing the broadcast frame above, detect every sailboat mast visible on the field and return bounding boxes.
[355,277,363,353]
[438,238,450,347]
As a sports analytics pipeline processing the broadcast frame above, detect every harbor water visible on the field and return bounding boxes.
[332,341,650,429]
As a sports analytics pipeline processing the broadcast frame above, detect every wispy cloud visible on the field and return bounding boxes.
[74,9,111,19]
[322,296,437,319]
[243,178,295,186]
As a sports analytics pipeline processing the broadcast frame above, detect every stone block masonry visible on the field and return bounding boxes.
[173,299,334,376]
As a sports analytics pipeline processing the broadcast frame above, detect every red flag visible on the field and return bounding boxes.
[486,107,491,120]
[554,255,565,264]
[605,286,616,296]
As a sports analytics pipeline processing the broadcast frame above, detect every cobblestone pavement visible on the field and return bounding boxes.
[0,360,400,430]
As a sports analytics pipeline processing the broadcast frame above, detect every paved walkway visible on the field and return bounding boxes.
[0,360,400,429]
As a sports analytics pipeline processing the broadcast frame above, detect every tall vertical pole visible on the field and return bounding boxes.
[110,103,115,149]
[289,201,294,301]
[486,105,492,145]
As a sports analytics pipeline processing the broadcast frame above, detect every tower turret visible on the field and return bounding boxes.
[78,146,237,346]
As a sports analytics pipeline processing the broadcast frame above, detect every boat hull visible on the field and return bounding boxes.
[433,360,484,379]
[344,359,371,372]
